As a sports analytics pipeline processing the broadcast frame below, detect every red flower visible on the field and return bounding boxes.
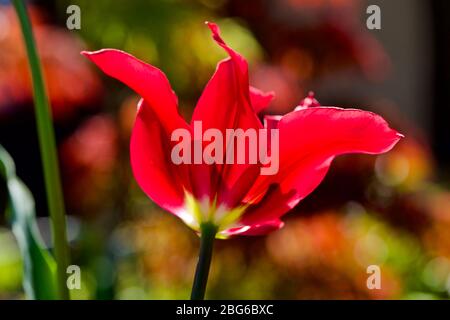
[82,22,402,238]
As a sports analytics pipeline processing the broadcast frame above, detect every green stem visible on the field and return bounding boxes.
[191,223,217,300]
[12,0,70,300]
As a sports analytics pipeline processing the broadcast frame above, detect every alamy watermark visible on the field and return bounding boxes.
[366,5,381,30]
[66,5,81,30]
[366,265,381,290]
[66,265,81,290]
[170,121,280,175]
[65,4,381,31]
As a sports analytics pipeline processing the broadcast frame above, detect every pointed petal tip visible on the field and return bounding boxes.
[80,49,107,61]
[205,21,217,31]
[80,48,131,59]
[390,130,404,145]
[205,21,225,45]
[80,49,105,57]
[381,131,403,154]
[371,125,404,154]
[389,130,404,149]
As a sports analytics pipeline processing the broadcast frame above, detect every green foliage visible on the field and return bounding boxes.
[0,145,57,299]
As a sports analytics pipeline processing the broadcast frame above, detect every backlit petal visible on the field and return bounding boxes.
[240,107,403,228]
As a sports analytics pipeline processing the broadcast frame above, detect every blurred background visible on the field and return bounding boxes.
[0,0,449,299]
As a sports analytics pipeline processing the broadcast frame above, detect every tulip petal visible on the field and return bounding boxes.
[81,49,184,132]
[82,50,192,217]
[240,107,403,227]
[189,23,262,207]
[250,86,275,113]
[130,99,189,214]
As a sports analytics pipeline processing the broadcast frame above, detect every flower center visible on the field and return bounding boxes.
[182,192,247,237]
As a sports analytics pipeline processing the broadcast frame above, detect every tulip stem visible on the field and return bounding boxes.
[191,223,217,300]
[12,0,70,300]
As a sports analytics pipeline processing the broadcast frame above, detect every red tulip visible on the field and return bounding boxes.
[82,22,402,238]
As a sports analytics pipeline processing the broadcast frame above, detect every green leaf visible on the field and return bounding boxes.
[0,145,57,299]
